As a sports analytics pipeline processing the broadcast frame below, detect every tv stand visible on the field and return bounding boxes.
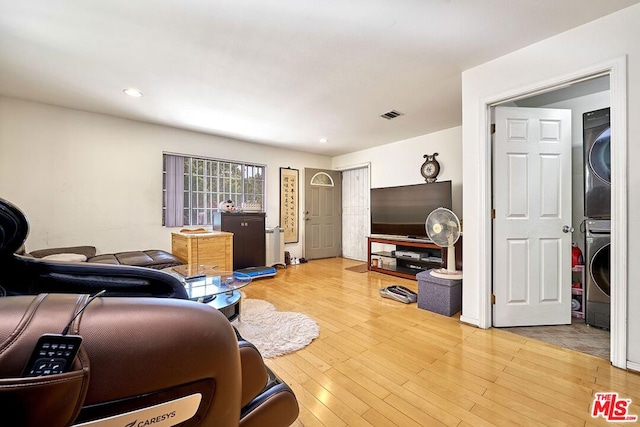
[367,235,462,280]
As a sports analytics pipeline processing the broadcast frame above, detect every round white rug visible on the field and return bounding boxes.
[232,298,319,358]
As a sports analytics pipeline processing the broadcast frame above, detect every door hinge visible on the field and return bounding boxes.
[491,294,496,305]
[490,124,496,134]
[491,209,496,219]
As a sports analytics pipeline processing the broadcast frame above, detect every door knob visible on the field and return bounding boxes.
[562,225,574,233]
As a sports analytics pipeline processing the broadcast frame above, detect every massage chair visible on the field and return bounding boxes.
[0,197,299,426]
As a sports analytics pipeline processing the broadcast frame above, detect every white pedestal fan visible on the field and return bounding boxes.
[425,207,462,279]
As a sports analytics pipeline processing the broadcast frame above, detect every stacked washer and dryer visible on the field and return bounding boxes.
[583,107,611,330]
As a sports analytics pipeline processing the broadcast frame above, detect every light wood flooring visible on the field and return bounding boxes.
[244,257,640,427]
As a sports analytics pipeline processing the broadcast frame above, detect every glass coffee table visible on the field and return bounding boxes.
[163,264,252,321]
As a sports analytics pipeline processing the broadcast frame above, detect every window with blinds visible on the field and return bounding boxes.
[163,153,265,227]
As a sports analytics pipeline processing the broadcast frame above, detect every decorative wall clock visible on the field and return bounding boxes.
[421,153,440,183]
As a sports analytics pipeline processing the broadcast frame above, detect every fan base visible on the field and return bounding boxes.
[430,269,463,280]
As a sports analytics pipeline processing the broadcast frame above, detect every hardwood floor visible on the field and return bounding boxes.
[244,258,640,426]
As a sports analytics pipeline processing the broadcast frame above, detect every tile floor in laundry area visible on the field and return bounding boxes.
[504,318,610,360]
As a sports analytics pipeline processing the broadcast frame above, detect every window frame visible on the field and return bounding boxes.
[163,153,266,227]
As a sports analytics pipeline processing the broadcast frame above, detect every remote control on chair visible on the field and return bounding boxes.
[22,334,83,377]
[22,290,105,377]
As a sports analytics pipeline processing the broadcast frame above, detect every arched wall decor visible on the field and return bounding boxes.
[310,172,334,187]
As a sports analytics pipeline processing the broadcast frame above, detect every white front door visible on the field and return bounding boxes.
[493,107,572,327]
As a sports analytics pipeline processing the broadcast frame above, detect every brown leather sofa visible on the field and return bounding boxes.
[0,293,299,426]
[0,198,186,298]
[27,245,183,270]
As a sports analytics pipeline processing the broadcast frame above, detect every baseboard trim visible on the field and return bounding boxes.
[626,361,640,373]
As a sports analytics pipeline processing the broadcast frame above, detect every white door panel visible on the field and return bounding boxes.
[342,167,369,261]
[506,239,529,303]
[507,154,528,216]
[540,238,561,301]
[493,107,572,327]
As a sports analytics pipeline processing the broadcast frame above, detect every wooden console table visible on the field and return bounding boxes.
[171,231,233,271]
[367,235,462,280]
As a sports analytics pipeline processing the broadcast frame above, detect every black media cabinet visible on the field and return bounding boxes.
[367,235,462,280]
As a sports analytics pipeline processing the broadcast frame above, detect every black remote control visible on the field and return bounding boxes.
[22,334,83,377]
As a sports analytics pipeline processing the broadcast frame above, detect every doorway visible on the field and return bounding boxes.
[492,78,613,357]
[303,168,342,260]
[491,77,611,356]
[483,58,627,368]
[303,165,370,262]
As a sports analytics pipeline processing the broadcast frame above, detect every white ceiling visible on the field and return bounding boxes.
[1,0,638,156]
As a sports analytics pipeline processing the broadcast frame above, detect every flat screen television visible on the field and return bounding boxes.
[370,181,452,238]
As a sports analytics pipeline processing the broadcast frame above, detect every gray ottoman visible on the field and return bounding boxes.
[416,269,462,316]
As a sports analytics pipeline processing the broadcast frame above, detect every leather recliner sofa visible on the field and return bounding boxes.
[26,245,183,270]
[0,198,187,298]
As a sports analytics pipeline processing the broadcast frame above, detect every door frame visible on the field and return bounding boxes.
[476,56,627,368]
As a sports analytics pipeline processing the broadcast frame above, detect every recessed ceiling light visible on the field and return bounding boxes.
[123,88,143,98]
[319,138,328,143]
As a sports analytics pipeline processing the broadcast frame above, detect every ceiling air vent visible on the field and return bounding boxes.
[380,110,404,120]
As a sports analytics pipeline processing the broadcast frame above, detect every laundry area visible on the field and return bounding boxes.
[582,107,611,331]
[500,79,612,358]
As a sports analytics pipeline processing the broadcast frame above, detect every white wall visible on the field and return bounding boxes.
[461,4,640,365]
[0,97,330,257]
[332,126,463,219]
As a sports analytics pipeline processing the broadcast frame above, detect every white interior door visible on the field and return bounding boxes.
[493,107,572,327]
[341,166,369,261]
